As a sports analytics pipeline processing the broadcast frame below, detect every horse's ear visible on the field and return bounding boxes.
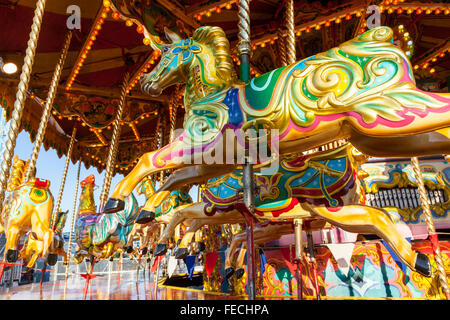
[164,27,182,44]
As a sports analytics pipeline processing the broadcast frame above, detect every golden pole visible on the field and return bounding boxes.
[52,126,77,226]
[24,31,73,181]
[99,72,130,210]
[63,159,82,292]
[0,0,47,208]
[285,0,296,65]
[294,218,303,300]
[277,28,288,67]
[411,157,450,299]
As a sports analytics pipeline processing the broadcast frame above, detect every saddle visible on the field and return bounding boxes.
[28,178,50,204]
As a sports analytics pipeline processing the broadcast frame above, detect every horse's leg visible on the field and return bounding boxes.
[234,246,247,279]
[27,249,41,269]
[175,219,205,259]
[5,224,21,262]
[158,203,205,244]
[105,138,190,213]
[302,203,431,277]
[135,191,173,224]
[225,232,246,278]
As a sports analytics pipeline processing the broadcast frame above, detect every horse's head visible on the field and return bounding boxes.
[137,177,156,199]
[141,26,236,102]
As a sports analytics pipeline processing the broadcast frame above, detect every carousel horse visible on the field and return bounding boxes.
[0,156,55,264]
[102,24,450,216]
[152,144,432,277]
[73,175,139,263]
[123,176,193,259]
[20,210,68,268]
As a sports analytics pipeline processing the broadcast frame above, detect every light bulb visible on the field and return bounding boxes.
[2,62,17,74]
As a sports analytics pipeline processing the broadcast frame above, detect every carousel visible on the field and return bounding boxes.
[0,0,448,301]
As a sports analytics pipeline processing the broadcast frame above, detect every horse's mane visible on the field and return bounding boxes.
[7,156,29,191]
[192,26,237,83]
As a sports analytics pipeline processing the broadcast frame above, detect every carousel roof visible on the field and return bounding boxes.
[0,0,448,175]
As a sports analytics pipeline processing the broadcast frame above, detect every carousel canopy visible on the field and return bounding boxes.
[0,0,448,175]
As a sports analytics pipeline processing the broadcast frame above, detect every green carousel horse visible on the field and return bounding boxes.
[102,23,450,216]
[73,175,139,263]
[119,176,194,256]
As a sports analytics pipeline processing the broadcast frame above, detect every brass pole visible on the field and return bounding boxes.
[411,157,450,299]
[52,125,77,226]
[277,28,288,67]
[0,0,47,208]
[24,31,73,181]
[63,159,82,286]
[99,72,130,209]
[285,0,296,65]
[238,0,256,300]
[294,218,303,300]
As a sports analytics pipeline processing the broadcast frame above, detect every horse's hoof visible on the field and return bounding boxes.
[197,242,206,252]
[415,252,432,277]
[109,257,114,262]
[175,248,189,260]
[141,247,148,255]
[235,268,245,279]
[126,246,134,254]
[46,254,58,266]
[135,210,155,224]
[154,244,167,256]
[6,249,18,263]
[225,267,235,280]
[103,198,125,213]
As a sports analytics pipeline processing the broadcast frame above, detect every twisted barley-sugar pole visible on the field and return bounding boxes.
[285,0,304,300]
[64,160,81,287]
[52,126,77,226]
[237,0,257,300]
[0,0,47,208]
[285,0,296,65]
[24,31,73,182]
[411,157,450,300]
[99,72,130,211]
[277,28,288,67]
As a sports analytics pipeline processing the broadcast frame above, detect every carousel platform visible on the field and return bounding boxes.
[0,271,242,300]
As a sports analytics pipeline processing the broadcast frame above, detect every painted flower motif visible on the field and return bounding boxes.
[171,39,201,61]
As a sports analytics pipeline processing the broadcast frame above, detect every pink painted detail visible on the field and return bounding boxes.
[163,124,246,163]
[280,101,450,140]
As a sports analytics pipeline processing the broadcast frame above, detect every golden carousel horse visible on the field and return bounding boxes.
[0,156,55,265]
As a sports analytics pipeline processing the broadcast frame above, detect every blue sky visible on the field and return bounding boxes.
[8,129,199,234]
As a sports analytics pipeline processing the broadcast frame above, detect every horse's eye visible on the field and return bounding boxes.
[162,47,169,53]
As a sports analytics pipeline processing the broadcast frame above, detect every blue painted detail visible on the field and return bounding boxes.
[381,238,410,274]
[223,87,243,127]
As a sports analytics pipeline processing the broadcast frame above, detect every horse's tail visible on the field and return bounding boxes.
[7,156,28,192]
